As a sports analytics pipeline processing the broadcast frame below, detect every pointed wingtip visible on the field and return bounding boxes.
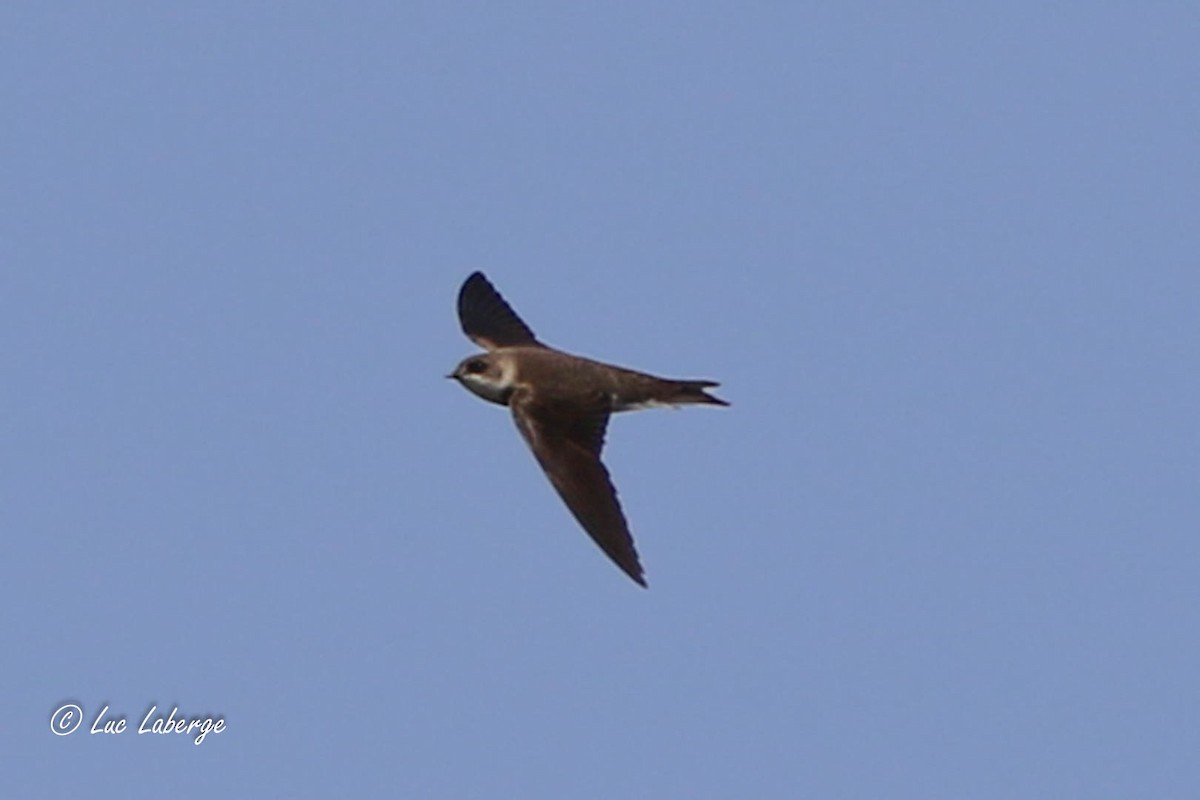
[459,271,488,300]
[457,271,541,349]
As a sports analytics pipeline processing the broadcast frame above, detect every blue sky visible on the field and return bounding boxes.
[4,3,1197,797]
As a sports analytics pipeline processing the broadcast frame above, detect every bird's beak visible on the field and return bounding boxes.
[445,373,457,380]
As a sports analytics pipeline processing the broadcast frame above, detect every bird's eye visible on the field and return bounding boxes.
[466,359,487,374]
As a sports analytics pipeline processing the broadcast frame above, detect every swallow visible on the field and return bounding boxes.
[447,272,728,587]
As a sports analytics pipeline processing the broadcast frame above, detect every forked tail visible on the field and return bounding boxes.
[667,379,730,407]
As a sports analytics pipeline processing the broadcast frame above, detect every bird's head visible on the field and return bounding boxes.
[447,352,515,405]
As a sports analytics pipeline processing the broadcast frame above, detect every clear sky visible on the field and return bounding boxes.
[4,3,1197,797]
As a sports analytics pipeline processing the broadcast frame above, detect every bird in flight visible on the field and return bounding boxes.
[447,272,728,587]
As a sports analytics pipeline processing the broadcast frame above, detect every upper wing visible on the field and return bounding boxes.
[457,272,543,350]
[509,387,646,587]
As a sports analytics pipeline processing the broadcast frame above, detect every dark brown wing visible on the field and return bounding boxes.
[509,387,646,587]
[457,272,543,350]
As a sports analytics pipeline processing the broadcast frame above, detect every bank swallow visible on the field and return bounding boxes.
[448,272,728,587]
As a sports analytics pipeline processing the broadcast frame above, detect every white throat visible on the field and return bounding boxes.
[460,357,517,405]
